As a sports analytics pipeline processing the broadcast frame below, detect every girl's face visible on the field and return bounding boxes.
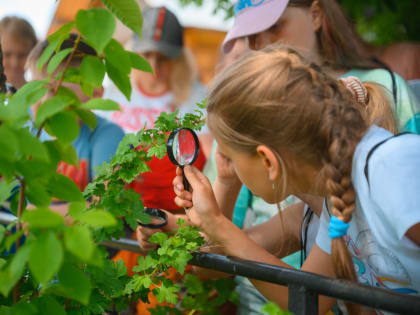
[1,34,33,87]
[139,51,172,84]
[247,6,319,53]
[216,137,288,204]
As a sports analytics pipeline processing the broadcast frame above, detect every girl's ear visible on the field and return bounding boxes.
[310,0,323,32]
[256,145,280,182]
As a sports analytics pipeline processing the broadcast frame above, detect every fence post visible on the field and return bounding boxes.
[288,284,319,315]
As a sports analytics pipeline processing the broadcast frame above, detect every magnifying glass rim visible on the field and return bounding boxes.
[166,127,200,167]
[137,207,168,229]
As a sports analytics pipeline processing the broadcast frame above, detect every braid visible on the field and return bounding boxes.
[319,79,366,314]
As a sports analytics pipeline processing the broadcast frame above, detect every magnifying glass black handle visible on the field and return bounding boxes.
[181,166,190,192]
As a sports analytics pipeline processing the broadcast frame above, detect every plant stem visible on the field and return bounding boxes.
[16,179,25,248]
[187,309,197,315]
[13,178,25,302]
[36,33,82,139]
[53,33,81,95]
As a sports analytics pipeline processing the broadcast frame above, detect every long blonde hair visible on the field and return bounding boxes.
[207,45,396,313]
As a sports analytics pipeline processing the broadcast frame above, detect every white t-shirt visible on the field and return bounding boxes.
[316,126,420,300]
[98,79,207,133]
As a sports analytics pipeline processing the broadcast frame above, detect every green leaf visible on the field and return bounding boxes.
[58,143,79,166]
[128,51,153,73]
[132,255,157,272]
[147,144,167,159]
[56,263,92,305]
[80,56,106,87]
[76,8,116,54]
[26,181,51,207]
[75,109,97,130]
[261,301,293,315]
[31,296,66,315]
[105,60,131,101]
[35,95,74,128]
[46,111,79,144]
[48,21,75,44]
[0,244,30,297]
[80,81,94,98]
[155,282,179,304]
[78,209,117,227]
[104,39,131,74]
[68,202,86,220]
[47,47,72,75]
[0,125,18,161]
[29,232,63,284]
[37,37,61,70]
[80,98,120,111]
[149,232,168,245]
[0,226,5,246]
[6,80,48,122]
[15,128,50,162]
[22,208,65,228]
[0,180,17,204]
[172,251,192,275]
[44,140,78,167]
[9,300,37,315]
[48,173,84,202]
[64,225,94,261]
[101,0,142,36]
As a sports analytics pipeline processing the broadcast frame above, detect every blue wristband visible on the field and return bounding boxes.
[329,216,350,239]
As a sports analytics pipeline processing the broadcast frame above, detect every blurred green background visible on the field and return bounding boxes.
[178,0,420,45]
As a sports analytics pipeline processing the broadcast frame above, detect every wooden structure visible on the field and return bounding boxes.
[47,0,226,84]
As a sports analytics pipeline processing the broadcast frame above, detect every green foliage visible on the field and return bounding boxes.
[0,2,235,314]
[178,0,420,45]
[76,9,116,54]
[261,301,294,315]
[101,0,143,37]
[29,232,63,284]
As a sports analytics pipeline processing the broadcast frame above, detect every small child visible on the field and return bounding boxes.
[0,16,37,90]
[27,34,124,218]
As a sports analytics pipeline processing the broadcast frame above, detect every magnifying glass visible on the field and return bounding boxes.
[167,128,200,192]
[137,207,168,229]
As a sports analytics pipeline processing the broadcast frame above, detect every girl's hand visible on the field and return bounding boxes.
[173,166,222,230]
[215,148,240,185]
[136,225,162,252]
[136,210,177,252]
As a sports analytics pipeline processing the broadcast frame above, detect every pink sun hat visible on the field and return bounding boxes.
[223,0,290,53]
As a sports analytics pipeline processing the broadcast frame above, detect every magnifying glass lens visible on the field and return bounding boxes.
[174,129,196,165]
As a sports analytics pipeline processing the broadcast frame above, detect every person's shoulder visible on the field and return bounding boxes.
[368,131,420,167]
[91,115,124,138]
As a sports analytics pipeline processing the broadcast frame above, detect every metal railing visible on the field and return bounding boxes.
[2,212,420,314]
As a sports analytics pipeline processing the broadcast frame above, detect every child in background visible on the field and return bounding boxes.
[27,34,124,221]
[98,6,207,213]
[0,16,37,90]
[174,46,420,314]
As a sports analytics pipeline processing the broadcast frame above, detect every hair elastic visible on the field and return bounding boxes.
[339,76,369,105]
[329,216,350,239]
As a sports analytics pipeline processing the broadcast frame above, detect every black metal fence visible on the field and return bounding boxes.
[103,237,420,315]
[2,213,420,314]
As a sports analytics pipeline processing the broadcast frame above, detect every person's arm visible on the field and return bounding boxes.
[175,165,336,313]
[210,148,242,219]
[245,202,304,257]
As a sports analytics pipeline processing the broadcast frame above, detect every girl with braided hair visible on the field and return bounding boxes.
[173,46,420,314]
